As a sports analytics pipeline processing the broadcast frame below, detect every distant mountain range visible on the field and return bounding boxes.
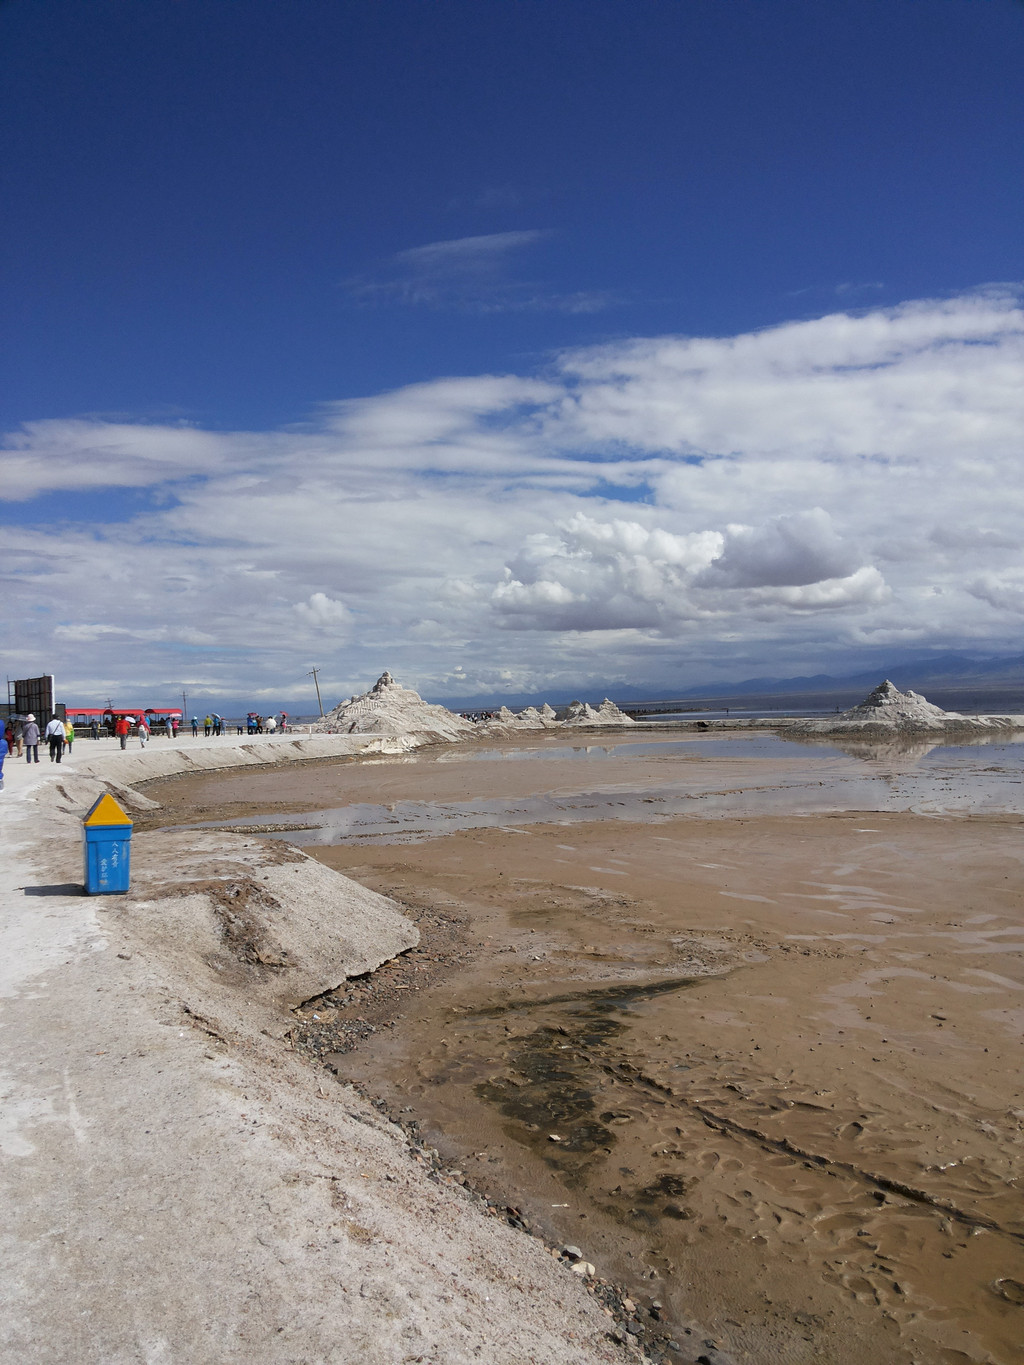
[627,652,1024,702]
[435,652,1024,711]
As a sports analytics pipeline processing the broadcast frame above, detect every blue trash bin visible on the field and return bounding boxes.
[82,793,133,894]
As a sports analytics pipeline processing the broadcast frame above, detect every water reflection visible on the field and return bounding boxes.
[170,729,1024,846]
[440,730,1024,768]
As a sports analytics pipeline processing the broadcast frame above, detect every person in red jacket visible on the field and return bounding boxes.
[114,715,130,750]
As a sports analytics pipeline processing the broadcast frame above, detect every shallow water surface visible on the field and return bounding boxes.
[182,731,1024,845]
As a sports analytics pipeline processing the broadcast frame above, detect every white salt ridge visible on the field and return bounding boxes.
[557,697,637,727]
[310,673,635,741]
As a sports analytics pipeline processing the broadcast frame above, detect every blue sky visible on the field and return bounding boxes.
[2,0,1023,707]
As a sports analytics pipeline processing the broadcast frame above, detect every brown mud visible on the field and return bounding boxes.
[141,741,1024,1365]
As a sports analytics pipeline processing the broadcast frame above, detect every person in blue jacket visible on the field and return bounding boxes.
[0,729,7,789]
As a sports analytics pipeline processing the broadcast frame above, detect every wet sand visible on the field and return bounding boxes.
[142,734,1024,1364]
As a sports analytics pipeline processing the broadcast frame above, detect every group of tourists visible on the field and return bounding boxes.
[1,707,294,785]
[242,712,286,734]
[2,713,76,766]
[186,713,289,737]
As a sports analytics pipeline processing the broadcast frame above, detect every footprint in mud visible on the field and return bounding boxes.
[991,1277,1024,1305]
[830,1272,882,1306]
[810,1209,873,1238]
[650,1143,690,1160]
[600,1108,641,1126]
[662,1204,699,1221]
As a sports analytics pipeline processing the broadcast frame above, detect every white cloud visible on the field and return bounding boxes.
[552,291,1024,465]
[753,566,891,612]
[293,592,352,629]
[697,510,862,589]
[346,230,615,314]
[1,290,1022,701]
[967,573,1024,616]
[492,510,883,632]
[394,230,549,273]
[0,420,252,499]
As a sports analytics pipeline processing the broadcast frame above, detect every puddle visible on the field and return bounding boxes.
[157,732,1024,846]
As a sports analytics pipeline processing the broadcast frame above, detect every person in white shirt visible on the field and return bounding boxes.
[44,715,66,763]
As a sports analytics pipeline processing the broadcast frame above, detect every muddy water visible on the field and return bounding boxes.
[143,732,1024,1364]
[173,731,1024,846]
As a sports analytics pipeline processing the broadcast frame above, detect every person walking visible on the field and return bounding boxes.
[44,714,65,763]
[138,717,149,747]
[64,717,75,754]
[13,716,25,757]
[164,716,173,738]
[114,715,130,750]
[0,727,7,790]
[204,715,212,737]
[23,715,40,763]
[191,716,198,737]
[90,718,100,739]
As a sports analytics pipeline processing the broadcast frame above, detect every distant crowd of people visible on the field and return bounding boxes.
[189,712,289,737]
[0,709,293,776]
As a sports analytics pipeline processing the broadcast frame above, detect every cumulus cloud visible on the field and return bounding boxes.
[293,592,352,628]
[967,573,1024,616]
[697,510,862,589]
[493,510,883,632]
[752,566,890,612]
[0,290,1022,700]
[493,513,722,630]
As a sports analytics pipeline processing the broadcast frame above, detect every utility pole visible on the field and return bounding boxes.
[182,690,188,719]
[307,666,325,717]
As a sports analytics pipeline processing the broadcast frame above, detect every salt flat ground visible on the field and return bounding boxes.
[146,730,1024,1365]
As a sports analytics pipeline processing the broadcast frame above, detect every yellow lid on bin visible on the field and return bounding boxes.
[83,793,133,827]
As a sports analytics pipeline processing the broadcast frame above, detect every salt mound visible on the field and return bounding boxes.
[477,697,633,734]
[794,679,1019,734]
[557,698,636,727]
[309,671,475,742]
[479,703,562,733]
[839,679,954,727]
